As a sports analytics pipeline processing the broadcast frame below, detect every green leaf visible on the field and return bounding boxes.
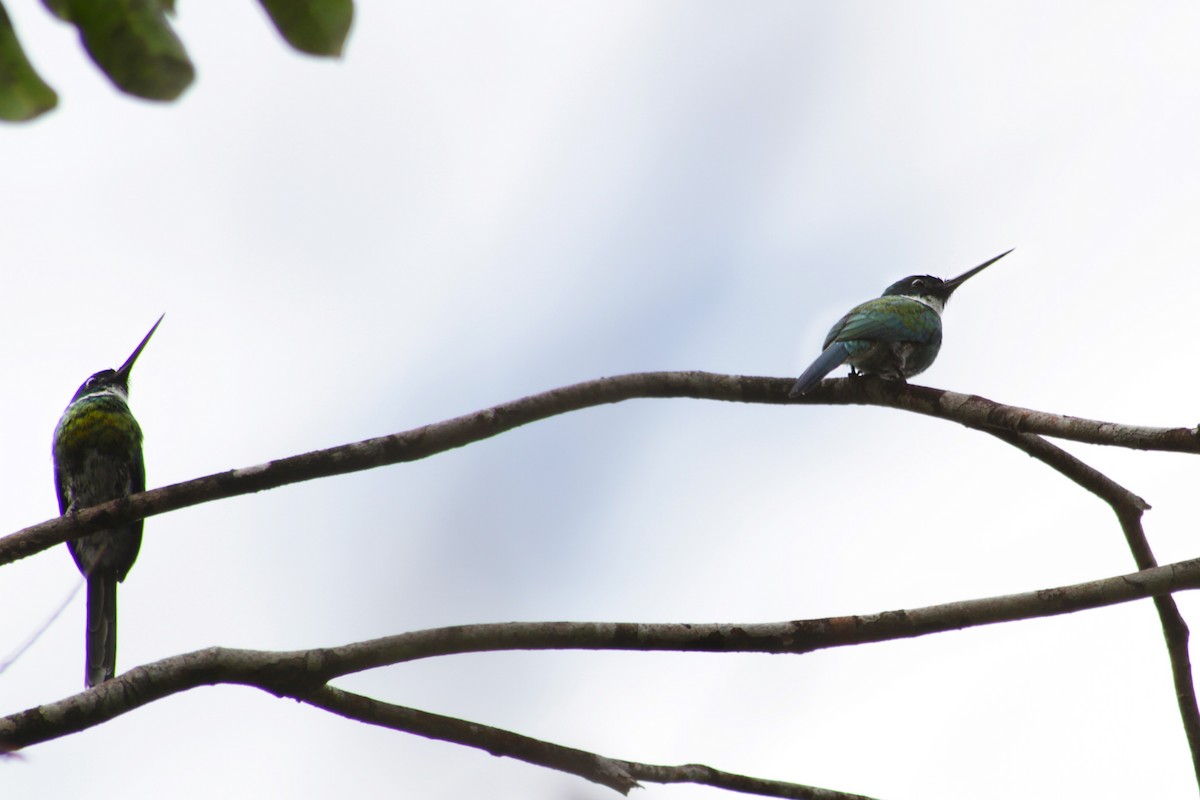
[258,0,354,57]
[0,2,58,121]
[62,0,194,100]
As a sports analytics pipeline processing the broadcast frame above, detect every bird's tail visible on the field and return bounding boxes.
[85,574,117,687]
[789,342,850,397]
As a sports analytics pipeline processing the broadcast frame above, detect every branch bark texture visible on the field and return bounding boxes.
[2,372,1194,568]
[4,554,1199,751]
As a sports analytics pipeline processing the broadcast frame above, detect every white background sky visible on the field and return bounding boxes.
[2,2,1200,798]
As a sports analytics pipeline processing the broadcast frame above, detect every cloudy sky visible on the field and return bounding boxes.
[3,2,1200,798]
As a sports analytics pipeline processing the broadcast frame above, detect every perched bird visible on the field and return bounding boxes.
[789,250,1012,397]
[53,315,162,687]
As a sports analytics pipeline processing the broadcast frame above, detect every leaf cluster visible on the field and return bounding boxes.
[0,0,353,121]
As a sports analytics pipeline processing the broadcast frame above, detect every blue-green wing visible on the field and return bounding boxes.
[824,296,941,347]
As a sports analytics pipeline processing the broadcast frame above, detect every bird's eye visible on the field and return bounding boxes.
[84,377,97,389]
[911,278,926,289]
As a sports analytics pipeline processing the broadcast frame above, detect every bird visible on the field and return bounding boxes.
[52,315,162,687]
[789,250,1012,397]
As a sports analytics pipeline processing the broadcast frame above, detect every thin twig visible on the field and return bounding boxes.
[302,685,879,800]
[0,579,83,676]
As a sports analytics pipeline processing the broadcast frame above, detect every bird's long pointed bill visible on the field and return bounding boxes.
[115,314,164,380]
[943,248,1014,294]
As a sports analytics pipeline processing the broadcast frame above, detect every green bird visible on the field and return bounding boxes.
[790,251,1011,396]
[53,315,162,687]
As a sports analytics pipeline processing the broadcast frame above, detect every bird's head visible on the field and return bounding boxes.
[881,249,1013,311]
[69,315,164,403]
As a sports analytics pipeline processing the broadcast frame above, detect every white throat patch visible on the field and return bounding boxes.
[910,294,946,313]
[89,385,130,403]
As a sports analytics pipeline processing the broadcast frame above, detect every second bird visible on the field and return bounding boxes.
[789,250,1011,397]
[53,315,163,687]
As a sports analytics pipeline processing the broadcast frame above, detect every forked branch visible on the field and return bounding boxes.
[3,554,1199,795]
[4,371,1198,795]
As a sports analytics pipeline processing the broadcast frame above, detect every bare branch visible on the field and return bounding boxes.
[303,685,880,800]
[984,429,1149,511]
[5,554,1200,753]
[1130,516,1200,786]
[2,372,1195,570]
[983,429,1200,782]
[6,371,1197,789]
[624,761,879,800]
[815,377,1200,452]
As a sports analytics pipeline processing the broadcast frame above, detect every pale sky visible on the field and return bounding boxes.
[3,3,1200,798]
